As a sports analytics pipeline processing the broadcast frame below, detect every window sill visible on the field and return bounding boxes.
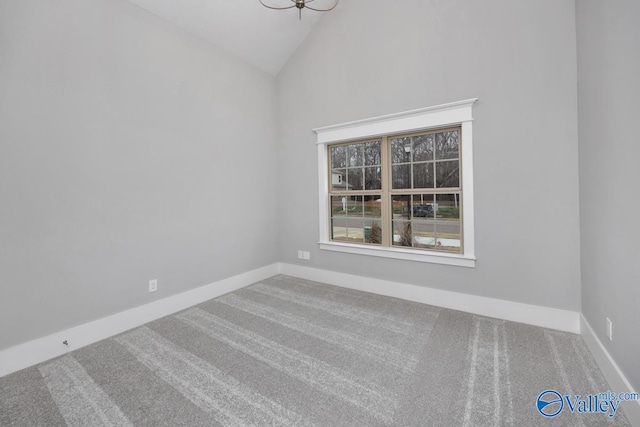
[318,241,476,268]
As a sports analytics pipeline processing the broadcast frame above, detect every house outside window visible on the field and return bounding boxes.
[314,99,477,267]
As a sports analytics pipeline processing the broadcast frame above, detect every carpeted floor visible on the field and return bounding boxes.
[0,275,632,426]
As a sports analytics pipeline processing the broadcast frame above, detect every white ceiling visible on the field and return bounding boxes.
[127,0,332,75]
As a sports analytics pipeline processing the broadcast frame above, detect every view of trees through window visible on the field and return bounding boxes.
[329,128,462,253]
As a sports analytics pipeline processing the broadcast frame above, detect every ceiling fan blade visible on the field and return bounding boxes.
[305,0,338,12]
[259,0,297,10]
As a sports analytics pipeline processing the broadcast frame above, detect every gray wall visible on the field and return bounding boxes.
[276,0,582,311]
[577,0,640,391]
[0,0,278,350]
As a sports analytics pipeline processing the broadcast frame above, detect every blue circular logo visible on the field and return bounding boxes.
[537,390,564,417]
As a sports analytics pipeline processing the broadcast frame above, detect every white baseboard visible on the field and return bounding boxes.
[279,263,580,333]
[0,263,280,378]
[580,315,640,426]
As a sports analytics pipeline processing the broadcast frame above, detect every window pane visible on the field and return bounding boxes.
[348,144,364,167]
[435,130,459,160]
[331,218,347,242]
[434,193,461,253]
[346,168,364,191]
[363,196,382,245]
[331,169,346,191]
[391,194,411,218]
[364,141,381,166]
[331,145,347,168]
[435,160,459,188]
[332,218,365,242]
[392,164,411,189]
[346,197,364,217]
[363,196,382,217]
[330,196,348,241]
[391,195,412,247]
[391,137,411,164]
[346,218,365,242]
[364,166,381,190]
[412,134,434,162]
[411,194,435,218]
[412,163,434,189]
[331,196,347,216]
[364,219,382,244]
[409,194,435,249]
[436,194,460,220]
[392,220,413,247]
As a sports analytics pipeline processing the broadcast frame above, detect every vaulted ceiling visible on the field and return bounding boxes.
[127,0,332,75]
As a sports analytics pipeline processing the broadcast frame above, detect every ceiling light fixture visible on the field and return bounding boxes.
[259,0,339,20]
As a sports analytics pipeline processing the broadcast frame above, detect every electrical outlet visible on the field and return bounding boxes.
[298,250,304,259]
[303,251,311,260]
[606,318,613,341]
[149,279,158,293]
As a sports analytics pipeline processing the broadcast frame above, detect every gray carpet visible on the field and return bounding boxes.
[0,275,632,426]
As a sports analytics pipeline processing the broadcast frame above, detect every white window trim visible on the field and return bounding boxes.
[314,98,478,268]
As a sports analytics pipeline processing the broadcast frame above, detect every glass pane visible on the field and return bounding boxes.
[364,219,382,244]
[364,166,381,190]
[392,164,411,189]
[346,218,365,242]
[331,169,346,191]
[412,162,434,189]
[435,130,459,160]
[434,193,461,253]
[391,194,411,219]
[330,145,347,168]
[348,144,364,167]
[346,197,364,217]
[346,168,364,191]
[435,193,460,220]
[331,217,348,242]
[330,202,348,242]
[409,194,434,249]
[412,134,434,162]
[391,137,411,164]
[363,197,382,245]
[364,141,381,166]
[412,224,437,249]
[331,196,348,216]
[363,196,382,217]
[411,194,435,218]
[332,217,364,242]
[392,220,413,247]
[435,160,459,188]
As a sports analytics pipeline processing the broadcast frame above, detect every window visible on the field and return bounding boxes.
[315,99,477,267]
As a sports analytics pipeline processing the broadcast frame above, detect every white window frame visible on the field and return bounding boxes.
[314,98,477,268]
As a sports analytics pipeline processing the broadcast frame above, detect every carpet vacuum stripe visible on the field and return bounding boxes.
[115,326,311,427]
[250,282,415,335]
[39,356,133,427]
[176,307,397,422]
[461,317,512,427]
[218,292,419,372]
